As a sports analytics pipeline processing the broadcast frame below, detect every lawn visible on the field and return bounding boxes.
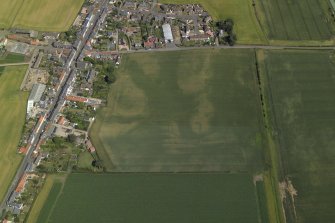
[90,49,265,172]
[260,50,335,223]
[34,173,261,223]
[0,53,25,64]
[159,0,267,44]
[77,151,95,171]
[255,0,335,42]
[0,0,84,31]
[0,66,28,202]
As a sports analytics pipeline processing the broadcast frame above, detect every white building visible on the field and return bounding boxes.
[0,38,7,47]
[162,24,173,43]
[27,83,46,114]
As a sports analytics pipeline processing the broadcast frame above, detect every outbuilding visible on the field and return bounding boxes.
[162,24,174,43]
[27,83,46,114]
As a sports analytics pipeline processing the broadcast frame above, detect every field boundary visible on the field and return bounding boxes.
[254,49,286,223]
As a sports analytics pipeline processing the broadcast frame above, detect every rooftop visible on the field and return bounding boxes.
[28,83,46,102]
[162,24,173,42]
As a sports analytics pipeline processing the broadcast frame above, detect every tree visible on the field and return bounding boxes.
[227,34,237,46]
[216,20,225,30]
[224,19,234,34]
[92,159,103,168]
[104,73,116,84]
[36,164,46,172]
[67,134,77,143]
[52,137,65,147]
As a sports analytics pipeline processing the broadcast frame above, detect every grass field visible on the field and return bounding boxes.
[0,0,84,31]
[0,53,25,64]
[260,50,335,223]
[90,49,265,172]
[0,66,28,202]
[34,173,261,223]
[255,0,335,41]
[159,0,267,44]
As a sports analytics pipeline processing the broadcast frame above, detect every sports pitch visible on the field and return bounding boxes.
[34,173,261,223]
[0,66,28,202]
[260,50,335,223]
[90,49,265,172]
[0,0,84,31]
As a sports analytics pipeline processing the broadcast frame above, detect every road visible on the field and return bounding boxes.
[0,62,30,67]
[119,44,335,54]
[1,0,334,217]
[0,0,109,217]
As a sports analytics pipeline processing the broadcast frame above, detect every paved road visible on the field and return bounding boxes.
[1,0,334,217]
[0,62,30,67]
[0,0,109,217]
[119,44,335,54]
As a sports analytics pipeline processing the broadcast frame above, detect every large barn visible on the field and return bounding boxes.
[27,83,46,115]
[162,24,173,43]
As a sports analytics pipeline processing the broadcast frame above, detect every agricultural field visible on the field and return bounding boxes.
[26,175,66,223]
[33,173,261,223]
[90,49,265,172]
[255,0,335,41]
[0,66,28,202]
[0,53,25,65]
[159,0,267,44]
[0,0,22,28]
[259,50,335,223]
[0,0,84,31]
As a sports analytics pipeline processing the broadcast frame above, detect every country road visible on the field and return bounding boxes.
[0,0,110,217]
[119,44,335,54]
[0,62,30,67]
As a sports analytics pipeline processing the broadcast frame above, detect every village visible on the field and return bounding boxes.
[0,0,236,222]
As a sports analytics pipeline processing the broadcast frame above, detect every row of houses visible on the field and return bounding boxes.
[7,173,39,215]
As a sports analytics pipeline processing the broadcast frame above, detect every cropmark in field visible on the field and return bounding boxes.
[260,49,335,223]
[90,49,265,173]
[255,0,335,41]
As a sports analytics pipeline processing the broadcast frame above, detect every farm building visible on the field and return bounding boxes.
[162,24,174,43]
[27,83,46,114]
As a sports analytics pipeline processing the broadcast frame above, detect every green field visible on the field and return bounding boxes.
[0,0,84,31]
[255,0,335,41]
[159,0,267,44]
[26,175,66,223]
[90,49,265,172]
[0,53,25,64]
[34,173,260,223]
[0,66,28,202]
[260,50,335,223]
